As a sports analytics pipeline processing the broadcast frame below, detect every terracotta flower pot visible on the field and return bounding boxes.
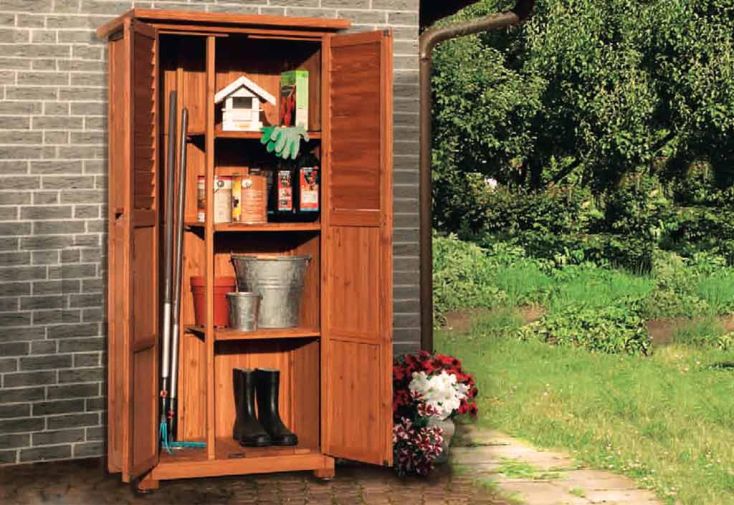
[190,276,236,328]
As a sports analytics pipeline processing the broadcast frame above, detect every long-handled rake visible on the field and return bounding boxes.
[160,106,205,453]
[159,91,177,446]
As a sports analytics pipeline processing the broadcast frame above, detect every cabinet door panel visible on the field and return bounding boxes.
[106,19,159,481]
[322,30,393,466]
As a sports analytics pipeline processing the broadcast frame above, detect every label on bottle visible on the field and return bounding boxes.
[277,169,293,212]
[299,167,319,212]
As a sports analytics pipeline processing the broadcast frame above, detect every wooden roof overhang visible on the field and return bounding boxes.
[96,8,351,39]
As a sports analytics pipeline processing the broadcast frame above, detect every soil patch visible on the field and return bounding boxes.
[647,315,734,347]
[443,308,493,334]
[518,305,546,324]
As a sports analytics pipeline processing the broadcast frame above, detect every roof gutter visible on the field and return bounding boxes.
[419,0,536,351]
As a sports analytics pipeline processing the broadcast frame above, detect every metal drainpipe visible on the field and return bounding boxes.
[419,0,536,351]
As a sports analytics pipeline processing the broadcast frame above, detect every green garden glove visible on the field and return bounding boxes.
[260,126,309,160]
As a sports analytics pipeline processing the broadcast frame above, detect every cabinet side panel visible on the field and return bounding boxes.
[107,32,129,476]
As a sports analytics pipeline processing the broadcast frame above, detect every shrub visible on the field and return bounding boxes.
[432,234,506,324]
[518,303,651,356]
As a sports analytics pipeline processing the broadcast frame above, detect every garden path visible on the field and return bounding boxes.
[453,425,662,505]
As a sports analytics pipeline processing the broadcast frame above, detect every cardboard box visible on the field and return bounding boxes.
[280,70,309,129]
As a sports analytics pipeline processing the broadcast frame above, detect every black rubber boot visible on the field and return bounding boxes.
[254,368,298,446]
[232,368,271,447]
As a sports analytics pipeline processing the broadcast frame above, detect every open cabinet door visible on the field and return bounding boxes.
[322,30,393,466]
[106,19,159,481]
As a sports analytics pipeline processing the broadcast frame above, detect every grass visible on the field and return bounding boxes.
[436,310,734,505]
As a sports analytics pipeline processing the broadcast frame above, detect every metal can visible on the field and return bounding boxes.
[213,176,232,224]
[197,176,206,222]
[240,174,267,224]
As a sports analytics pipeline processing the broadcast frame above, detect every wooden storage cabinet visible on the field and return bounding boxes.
[99,10,393,489]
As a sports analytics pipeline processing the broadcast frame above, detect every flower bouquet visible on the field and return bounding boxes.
[392,351,478,476]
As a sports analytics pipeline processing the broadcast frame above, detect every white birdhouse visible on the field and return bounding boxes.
[214,75,276,132]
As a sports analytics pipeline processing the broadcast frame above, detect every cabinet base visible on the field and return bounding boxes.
[151,451,334,481]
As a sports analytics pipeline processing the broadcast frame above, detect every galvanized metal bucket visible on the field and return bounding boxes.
[227,292,260,331]
[230,255,311,328]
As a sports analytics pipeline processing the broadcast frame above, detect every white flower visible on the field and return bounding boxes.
[484,177,498,190]
[409,370,469,421]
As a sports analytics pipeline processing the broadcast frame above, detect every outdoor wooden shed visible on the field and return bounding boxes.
[97,9,393,490]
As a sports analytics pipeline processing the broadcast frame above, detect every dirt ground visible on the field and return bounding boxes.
[0,457,508,505]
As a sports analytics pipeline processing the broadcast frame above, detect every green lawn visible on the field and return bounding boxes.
[436,309,734,505]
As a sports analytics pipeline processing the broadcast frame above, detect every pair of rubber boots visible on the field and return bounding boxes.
[232,368,298,447]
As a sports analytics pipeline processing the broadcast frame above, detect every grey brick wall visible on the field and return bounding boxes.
[0,0,420,465]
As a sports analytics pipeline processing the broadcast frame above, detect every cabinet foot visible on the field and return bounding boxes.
[133,475,159,494]
[313,467,335,480]
[313,457,336,480]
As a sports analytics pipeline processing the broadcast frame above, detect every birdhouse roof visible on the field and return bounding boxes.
[214,75,276,105]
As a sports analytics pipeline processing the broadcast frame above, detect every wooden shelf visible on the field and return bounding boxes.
[154,438,323,480]
[186,325,319,341]
[186,222,320,232]
[215,127,322,140]
[186,130,322,140]
[218,222,320,232]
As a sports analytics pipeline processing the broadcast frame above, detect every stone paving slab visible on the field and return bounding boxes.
[452,425,662,505]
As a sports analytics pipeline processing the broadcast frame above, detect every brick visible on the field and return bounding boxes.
[34,220,86,235]
[19,444,71,462]
[0,222,31,236]
[29,161,82,175]
[0,237,20,251]
[31,250,60,265]
[33,192,60,205]
[60,249,80,263]
[58,337,103,353]
[30,340,57,354]
[0,326,45,341]
[0,450,17,463]
[21,235,74,250]
[0,312,31,328]
[0,342,29,356]
[32,399,85,415]
[47,323,99,339]
[0,387,44,404]
[47,382,98,400]
[3,371,56,388]
[5,86,59,101]
[0,404,30,418]
[85,396,103,411]
[58,366,102,383]
[0,176,39,190]
[74,352,99,367]
[0,417,45,434]
[0,357,18,373]
[0,192,31,205]
[0,433,30,450]
[42,176,94,190]
[20,354,72,371]
[59,190,103,203]
[20,205,72,220]
[68,293,101,308]
[21,295,66,310]
[0,266,46,282]
[46,412,98,430]
[31,280,79,295]
[0,252,30,267]
[48,264,96,279]
[33,309,81,325]
[0,296,19,311]
[18,71,69,86]
[32,429,85,446]
[85,425,104,440]
[73,441,102,458]
[0,282,29,297]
